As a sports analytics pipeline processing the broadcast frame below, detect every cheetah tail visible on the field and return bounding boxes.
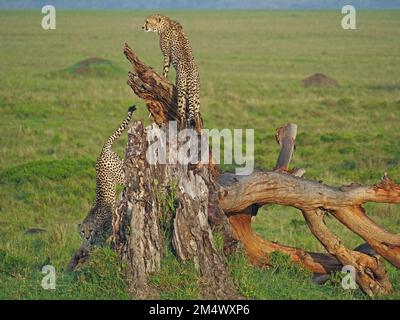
[103,105,136,149]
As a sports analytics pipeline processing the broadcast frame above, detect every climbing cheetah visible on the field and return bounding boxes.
[142,14,202,133]
[78,105,136,247]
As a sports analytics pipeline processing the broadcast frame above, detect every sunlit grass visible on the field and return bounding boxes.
[0,10,399,299]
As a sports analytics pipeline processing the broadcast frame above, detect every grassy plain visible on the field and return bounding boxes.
[0,10,399,299]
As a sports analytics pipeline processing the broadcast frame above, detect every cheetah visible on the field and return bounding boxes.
[142,14,202,133]
[78,105,136,247]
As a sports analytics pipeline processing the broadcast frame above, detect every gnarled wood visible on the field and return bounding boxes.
[228,214,342,273]
[120,43,400,297]
[124,43,177,124]
[217,173,400,260]
[301,208,391,296]
[217,171,400,295]
[218,172,400,212]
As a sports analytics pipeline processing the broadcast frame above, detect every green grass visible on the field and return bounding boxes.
[0,9,399,300]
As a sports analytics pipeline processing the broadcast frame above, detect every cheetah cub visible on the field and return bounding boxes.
[142,14,202,133]
[78,105,136,247]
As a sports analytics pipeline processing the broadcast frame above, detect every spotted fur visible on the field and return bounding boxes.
[78,105,136,247]
[142,14,201,132]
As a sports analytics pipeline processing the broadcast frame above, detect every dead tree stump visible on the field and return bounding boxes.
[113,119,238,299]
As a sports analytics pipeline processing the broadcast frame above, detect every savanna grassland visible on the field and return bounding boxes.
[0,10,399,300]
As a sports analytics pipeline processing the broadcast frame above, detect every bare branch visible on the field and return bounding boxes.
[274,123,297,172]
[228,213,342,273]
[217,172,400,213]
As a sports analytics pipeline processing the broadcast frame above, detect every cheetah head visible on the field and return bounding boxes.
[142,14,167,33]
[78,221,97,245]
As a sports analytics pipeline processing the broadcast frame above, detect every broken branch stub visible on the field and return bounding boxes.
[274,123,298,172]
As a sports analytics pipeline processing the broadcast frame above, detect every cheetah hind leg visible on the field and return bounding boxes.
[115,159,126,185]
[109,152,125,185]
[187,92,202,134]
[177,92,187,130]
[194,113,202,134]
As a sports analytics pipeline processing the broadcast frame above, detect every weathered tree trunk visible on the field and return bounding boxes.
[171,166,238,298]
[113,121,238,298]
[113,121,164,298]
[115,43,400,298]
